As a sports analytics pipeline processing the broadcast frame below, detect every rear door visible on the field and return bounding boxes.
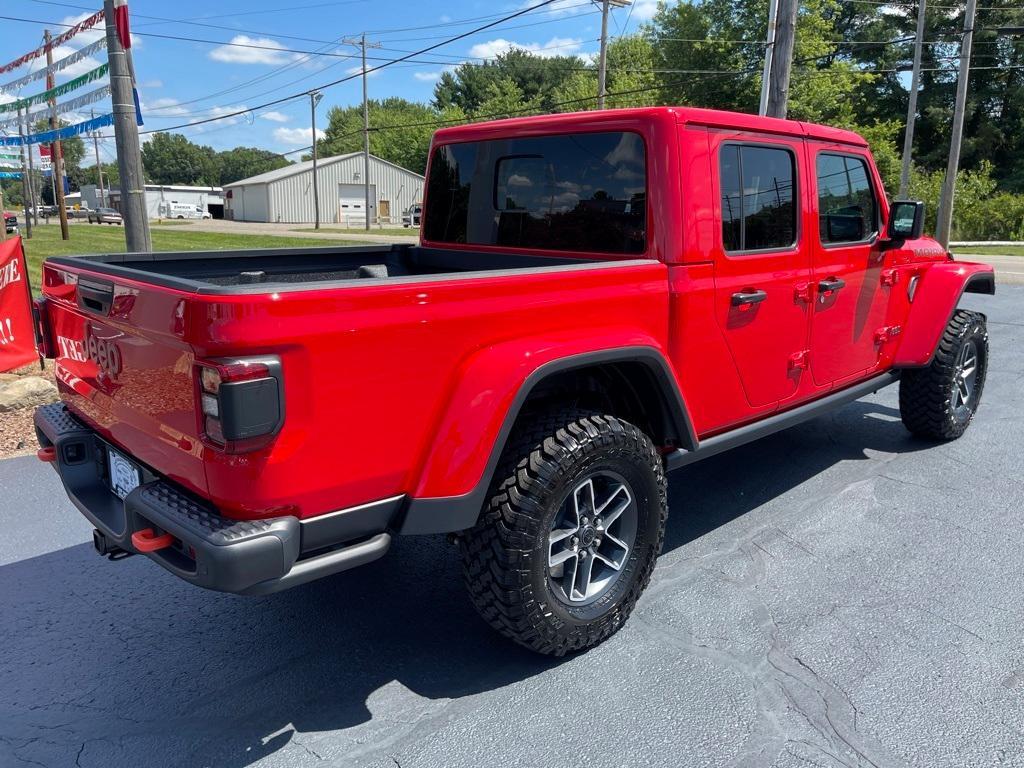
[44,268,207,497]
[711,135,813,409]
[808,147,889,385]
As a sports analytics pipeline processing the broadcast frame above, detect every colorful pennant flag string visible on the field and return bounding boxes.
[0,39,108,96]
[0,63,108,114]
[0,10,104,75]
[0,85,111,132]
[0,112,113,146]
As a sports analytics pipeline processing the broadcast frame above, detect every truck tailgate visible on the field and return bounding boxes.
[43,268,206,497]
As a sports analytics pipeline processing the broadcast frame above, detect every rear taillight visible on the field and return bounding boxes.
[195,356,284,453]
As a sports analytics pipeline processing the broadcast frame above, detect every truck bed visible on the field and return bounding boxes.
[47,244,592,293]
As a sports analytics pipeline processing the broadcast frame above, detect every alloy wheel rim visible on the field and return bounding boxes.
[952,340,979,414]
[547,472,638,605]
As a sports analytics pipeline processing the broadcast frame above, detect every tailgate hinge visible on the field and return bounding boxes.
[881,268,899,287]
[874,325,902,345]
[788,349,810,371]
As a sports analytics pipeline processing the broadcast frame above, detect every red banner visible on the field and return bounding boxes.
[0,238,38,372]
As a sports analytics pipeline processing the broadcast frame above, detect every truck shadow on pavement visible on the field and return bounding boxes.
[1,399,929,768]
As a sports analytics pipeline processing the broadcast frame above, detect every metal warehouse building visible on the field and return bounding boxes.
[224,152,424,225]
[81,184,224,219]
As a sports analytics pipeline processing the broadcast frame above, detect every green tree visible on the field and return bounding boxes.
[475,77,538,119]
[434,48,584,114]
[217,146,289,184]
[318,97,464,174]
[141,132,219,185]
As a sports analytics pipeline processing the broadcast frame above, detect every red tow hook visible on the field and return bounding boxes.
[131,528,175,553]
[37,446,57,463]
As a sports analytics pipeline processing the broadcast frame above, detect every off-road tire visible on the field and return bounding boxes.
[899,309,988,440]
[460,409,667,656]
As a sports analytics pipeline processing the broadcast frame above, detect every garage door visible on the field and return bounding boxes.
[338,183,375,226]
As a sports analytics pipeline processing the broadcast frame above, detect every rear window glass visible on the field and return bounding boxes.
[423,131,647,255]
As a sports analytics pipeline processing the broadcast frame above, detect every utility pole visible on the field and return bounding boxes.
[23,112,37,229]
[91,110,106,209]
[935,0,977,248]
[44,30,70,240]
[898,0,927,197]
[104,0,151,252]
[17,107,33,238]
[758,0,780,115]
[339,35,381,229]
[765,0,798,119]
[17,112,32,239]
[309,90,322,229]
[596,0,630,110]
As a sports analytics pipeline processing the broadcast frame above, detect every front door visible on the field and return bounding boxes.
[808,148,889,385]
[712,137,813,409]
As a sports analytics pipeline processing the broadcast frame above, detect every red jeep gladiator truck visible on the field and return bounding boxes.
[33,107,994,655]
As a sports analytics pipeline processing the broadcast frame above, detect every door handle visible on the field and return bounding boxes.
[731,289,768,307]
[818,277,846,294]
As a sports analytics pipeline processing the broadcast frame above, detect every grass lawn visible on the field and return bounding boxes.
[952,245,1024,257]
[291,227,415,237]
[15,223,361,291]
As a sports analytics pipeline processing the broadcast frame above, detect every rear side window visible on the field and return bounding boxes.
[719,144,797,253]
[816,153,877,244]
[423,131,647,255]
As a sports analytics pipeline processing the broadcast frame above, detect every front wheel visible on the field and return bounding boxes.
[899,309,988,440]
[460,410,667,656]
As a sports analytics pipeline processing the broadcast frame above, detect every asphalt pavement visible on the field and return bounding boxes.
[2,288,1022,768]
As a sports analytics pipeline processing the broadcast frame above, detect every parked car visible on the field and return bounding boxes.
[3,211,17,234]
[33,107,995,656]
[402,204,422,228]
[87,207,123,225]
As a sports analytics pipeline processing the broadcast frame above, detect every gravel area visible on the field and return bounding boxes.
[0,359,55,460]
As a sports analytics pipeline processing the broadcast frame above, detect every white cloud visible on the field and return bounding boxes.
[414,71,442,82]
[139,79,164,89]
[209,35,292,65]
[521,0,585,16]
[632,0,659,21]
[346,64,380,78]
[469,36,583,60]
[260,111,291,123]
[274,126,325,146]
[440,14,452,23]
[145,97,189,117]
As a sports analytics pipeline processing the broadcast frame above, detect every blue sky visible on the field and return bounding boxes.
[1,0,658,165]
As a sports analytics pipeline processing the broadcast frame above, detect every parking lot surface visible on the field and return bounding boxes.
[1,288,1022,768]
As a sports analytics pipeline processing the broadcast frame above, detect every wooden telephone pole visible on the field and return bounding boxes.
[103,0,151,252]
[935,0,977,248]
[44,30,70,240]
[765,0,798,119]
[898,0,927,198]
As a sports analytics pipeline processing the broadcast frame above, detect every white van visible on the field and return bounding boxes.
[160,201,208,220]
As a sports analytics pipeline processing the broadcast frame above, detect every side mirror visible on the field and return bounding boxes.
[888,200,925,241]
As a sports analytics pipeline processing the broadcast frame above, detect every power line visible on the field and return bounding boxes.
[130,0,567,134]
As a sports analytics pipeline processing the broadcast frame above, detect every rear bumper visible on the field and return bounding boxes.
[34,402,392,595]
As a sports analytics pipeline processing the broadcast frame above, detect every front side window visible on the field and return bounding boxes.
[423,131,647,255]
[719,144,797,253]
[816,153,878,244]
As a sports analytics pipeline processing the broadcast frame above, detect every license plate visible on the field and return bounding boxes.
[108,448,141,500]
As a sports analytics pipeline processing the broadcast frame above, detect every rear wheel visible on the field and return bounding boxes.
[899,309,988,440]
[460,409,667,656]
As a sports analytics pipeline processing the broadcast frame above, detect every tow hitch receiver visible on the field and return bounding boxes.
[131,528,175,552]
